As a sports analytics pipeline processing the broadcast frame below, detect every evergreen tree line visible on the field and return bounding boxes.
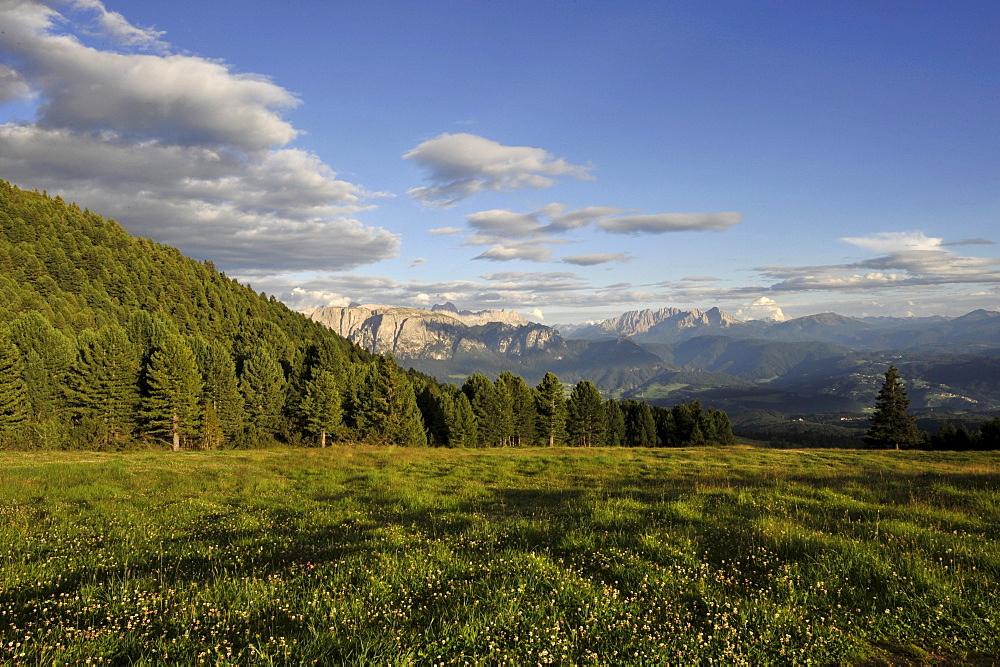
[0,314,734,449]
[0,180,735,450]
[417,372,735,449]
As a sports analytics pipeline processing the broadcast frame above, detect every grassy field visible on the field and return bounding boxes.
[1,446,998,664]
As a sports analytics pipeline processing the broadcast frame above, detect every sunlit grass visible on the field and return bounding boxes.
[1,447,998,663]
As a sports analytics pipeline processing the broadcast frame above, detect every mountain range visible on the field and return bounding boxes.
[303,303,1000,418]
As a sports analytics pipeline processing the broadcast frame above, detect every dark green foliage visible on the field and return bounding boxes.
[566,381,606,447]
[864,366,921,450]
[623,399,659,447]
[423,384,479,448]
[928,417,1000,451]
[354,356,427,447]
[497,371,537,447]
[190,337,246,442]
[142,335,203,451]
[239,347,287,437]
[64,326,140,446]
[604,399,625,447]
[300,370,342,447]
[535,372,566,447]
[0,328,28,431]
[463,373,504,447]
[7,312,74,418]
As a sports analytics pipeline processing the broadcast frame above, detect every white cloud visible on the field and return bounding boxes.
[0,0,397,271]
[429,226,464,236]
[841,231,942,253]
[473,242,556,263]
[70,0,168,51]
[598,212,743,234]
[403,133,593,207]
[736,296,787,322]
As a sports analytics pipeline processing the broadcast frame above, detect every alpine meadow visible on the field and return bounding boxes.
[2,0,999,663]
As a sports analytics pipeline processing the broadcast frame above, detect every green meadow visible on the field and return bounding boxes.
[1,447,998,664]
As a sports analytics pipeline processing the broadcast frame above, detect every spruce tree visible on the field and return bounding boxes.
[623,399,658,447]
[448,388,479,448]
[0,329,28,432]
[190,337,246,442]
[535,372,567,447]
[864,365,921,450]
[462,373,503,447]
[498,372,537,447]
[300,370,342,447]
[355,356,427,446]
[567,380,607,447]
[605,399,626,447]
[239,346,287,437]
[65,326,140,445]
[8,312,74,419]
[143,335,203,451]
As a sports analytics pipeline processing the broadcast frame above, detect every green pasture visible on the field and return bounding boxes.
[1,447,998,664]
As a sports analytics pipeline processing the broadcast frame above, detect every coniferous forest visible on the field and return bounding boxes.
[0,180,735,451]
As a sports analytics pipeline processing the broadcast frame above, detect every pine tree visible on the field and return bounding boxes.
[498,372,537,447]
[143,335,203,451]
[7,312,74,419]
[65,326,139,445]
[0,329,28,432]
[566,380,606,447]
[355,356,427,446]
[865,365,921,450]
[190,337,246,442]
[623,399,658,447]
[462,373,503,447]
[239,346,287,437]
[605,399,626,447]
[447,388,479,448]
[535,372,566,447]
[300,370,342,447]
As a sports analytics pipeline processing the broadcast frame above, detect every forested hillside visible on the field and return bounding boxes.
[0,180,733,450]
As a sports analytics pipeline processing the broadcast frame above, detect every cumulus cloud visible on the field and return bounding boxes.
[561,253,631,266]
[404,133,593,207]
[598,212,743,234]
[0,64,31,104]
[736,296,787,322]
[0,0,398,271]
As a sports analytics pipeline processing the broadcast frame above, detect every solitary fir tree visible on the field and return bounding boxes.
[864,365,921,450]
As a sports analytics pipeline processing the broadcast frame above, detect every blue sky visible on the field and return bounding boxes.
[0,0,997,323]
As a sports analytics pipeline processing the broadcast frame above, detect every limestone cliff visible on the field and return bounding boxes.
[562,306,744,342]
[300,304,557,360]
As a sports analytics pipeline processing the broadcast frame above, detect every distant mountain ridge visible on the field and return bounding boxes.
[302,302,998,415]
[561,306,742,340]
[560,306,999,350]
